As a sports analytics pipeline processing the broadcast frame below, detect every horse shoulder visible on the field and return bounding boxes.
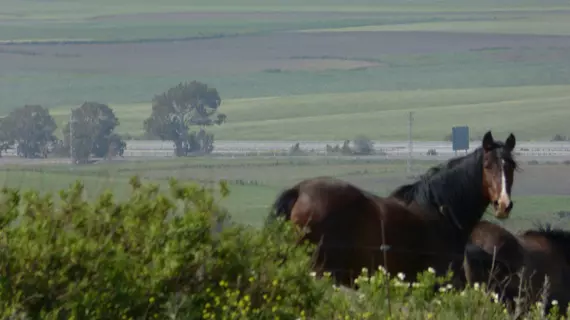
[374,198,418,221]
[471,222,508,249]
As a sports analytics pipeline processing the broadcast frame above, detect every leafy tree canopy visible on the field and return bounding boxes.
[0,117,15,157]
[2,105,57,158]
[143,81,226,156]
[63,102,125,163]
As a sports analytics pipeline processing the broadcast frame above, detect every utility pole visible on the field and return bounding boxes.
[69,109,74,165]
[407,111,414,174]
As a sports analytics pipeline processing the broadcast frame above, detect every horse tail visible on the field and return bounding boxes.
[268,186,300,222]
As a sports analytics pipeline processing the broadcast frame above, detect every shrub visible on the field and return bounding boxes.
[310,267,567,320]
[551,134,568,141]
[0,177,566,319]
[325,141,353,155]
[556,211,570,219]
[427,148,438,156]
[326,144,342,155]
[341,140,353,155]
[0,177,327,319]
[352,136,374,155]
[289,142,307,156]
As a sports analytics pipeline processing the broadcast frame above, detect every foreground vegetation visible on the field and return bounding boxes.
[0,177,567,319]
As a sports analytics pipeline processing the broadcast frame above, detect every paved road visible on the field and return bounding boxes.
[120,140,570,160]
[2,140,570,164]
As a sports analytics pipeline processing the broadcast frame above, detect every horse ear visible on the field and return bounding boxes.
[505,133,516,151]
[482,131,494,151]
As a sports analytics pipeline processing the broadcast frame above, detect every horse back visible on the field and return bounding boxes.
[368,198,447,273]
[470,221,525,266]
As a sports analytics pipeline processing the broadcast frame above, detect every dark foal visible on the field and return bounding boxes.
[268,131,518,286]
[469,221,570,316]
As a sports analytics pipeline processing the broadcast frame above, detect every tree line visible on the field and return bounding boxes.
[0,81,226,163]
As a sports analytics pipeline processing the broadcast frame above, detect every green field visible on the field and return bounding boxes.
[5,0,563,44]
[2,0,570,138]
[2,0,570,222]
[3,0,570,22]
[1,157,569,229]
[49,85,570,141]
[302,13,570,36]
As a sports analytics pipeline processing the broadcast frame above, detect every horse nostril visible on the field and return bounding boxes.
[506,201,513,212]
[493,200,499,207]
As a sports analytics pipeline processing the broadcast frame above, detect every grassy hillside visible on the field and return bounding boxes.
[0,12,419,43]
[8,0,564,44]
[2,0,570,141]
[49,85,570,141]
[3,0,570,20]
[303,14,570,36]
[4,41,570,110]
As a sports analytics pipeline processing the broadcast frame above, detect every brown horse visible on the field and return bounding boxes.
[467,221,570,316]
[268,131,518,286]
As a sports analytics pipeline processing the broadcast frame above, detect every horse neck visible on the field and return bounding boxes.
[418,149,490,234]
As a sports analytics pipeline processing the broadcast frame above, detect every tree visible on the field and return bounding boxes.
[63,102,124,163]
[0,117,15,157]
[341,140,352,155]
[143,81,226,156]
[289,142,307,156]
[552,134,568,141]
[2,105,57,158]
[352,135,374,155]
[107,133,126,158]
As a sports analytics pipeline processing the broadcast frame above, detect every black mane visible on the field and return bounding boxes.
[389,152,470,203]
[390,141,517,233]
[524,223,570,264]
[391,140,518,206]
[410,148,485,218]
[389,149,476,207]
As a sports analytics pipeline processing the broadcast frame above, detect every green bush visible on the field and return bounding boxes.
[0,177,328,319]
[0,177,567,319]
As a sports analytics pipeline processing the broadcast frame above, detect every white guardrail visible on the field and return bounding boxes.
[4,140,570,158]
[126,140,570,157]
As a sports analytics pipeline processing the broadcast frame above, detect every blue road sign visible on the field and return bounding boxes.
[452,126,469,151]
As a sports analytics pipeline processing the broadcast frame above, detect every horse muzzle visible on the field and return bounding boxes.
[492,199,513,220]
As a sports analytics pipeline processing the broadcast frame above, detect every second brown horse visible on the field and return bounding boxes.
[268,131,518,286]
[467,221,570,315]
